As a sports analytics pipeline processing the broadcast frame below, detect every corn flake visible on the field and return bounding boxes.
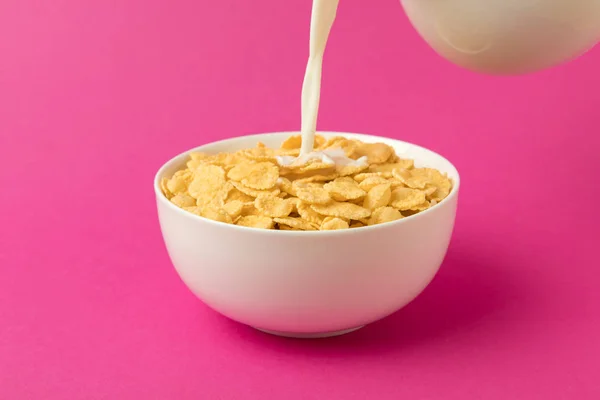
[392,168,428,189]
[336,163,369,177]
[363,183,392,210]
[358,176,390,192]
[167,170,194,195]
[274,217,318,231]
[353,172,387,183]
[324,178,366,201]
[294,184,331,205]
[389,187,427,210]
[294,173,339,183]
[368,206,403,225]
[349,221,366,228]
[201,206,233,224]
[353,142,394,164]
[297,201,325,225]
[230,181,281,198]
[241,146,277,162]
[321,217,350,231]
[170,193,196,208]
[236,215,274,229]
[226,188,255,203]
[255,196,294,218]
[280,135,302,150]
[223,200,246,219]
[311,202,371,220]
[369,160,414,173]
[228,162,279,190]
[160,177,173,199]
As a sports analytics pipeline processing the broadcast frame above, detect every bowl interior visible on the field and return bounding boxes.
[154,132,460,194]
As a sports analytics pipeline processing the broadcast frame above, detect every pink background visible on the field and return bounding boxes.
[1,0,600,398]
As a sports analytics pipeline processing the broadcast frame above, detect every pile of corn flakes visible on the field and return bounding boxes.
[160,135,452,231]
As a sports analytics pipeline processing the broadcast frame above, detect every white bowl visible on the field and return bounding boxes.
[154,132,460,338]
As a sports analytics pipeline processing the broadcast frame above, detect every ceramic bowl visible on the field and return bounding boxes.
[154,132,460,338]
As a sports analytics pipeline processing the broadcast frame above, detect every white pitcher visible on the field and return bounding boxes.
[400,0,600,74]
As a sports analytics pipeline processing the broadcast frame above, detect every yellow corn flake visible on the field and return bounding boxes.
[353,142,394,164]
[227,162,254,181]
[230,181,280,198]
[167,170,194,194]
[323,178,366,201]
[392,168,429,189]
[388,178,407,189]
[201,206,233,224]
[170,193,197,208]
[322,216,349,224]
[241,146,277,162]
[416,169,452,201]
[336,163,369,177]
[295,185,332,205]
[189,152,209,161]
[188,167,228,202]
[363,183,392,210]
[296,201,325,225]
[282,197,299,214]
[423,185,437,197]
[186,152,212,169]
[201,152,249,169]
[222,200,246,219]
[274,217,318,231]
[186,159,203,170]
[182,206,201,215]
[194,164,226,180]
[227,162,279,190]
[295,161,336,175]
[160,177,173,199]
[280,135,302,150]
[236,215,274,229]
[226,188,255,203]
[322,136,348,149]
[240,204,262,217]
[313,135,326,149]
[322,137,357,157]
[395,168,452,202]
[368,206,403,225]
[293,173,339,183]
[358,176,389,192]
[311,202,371,220]
[389,187,427,210]
[429,185,451,202]
[277,148,301,157]
[349,221,366,228]
[242,163,279,190]
[277,177,296,196]
[353,172,388,183]
[255,196,294,218]
[410,200,432,212]
[292,180,325,190]
[368,160,414,174]
[192,181,231,209]
[321,217,350,231]
[349,198,366,207]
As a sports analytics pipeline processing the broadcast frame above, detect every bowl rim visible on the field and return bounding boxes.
[154,131,460,236]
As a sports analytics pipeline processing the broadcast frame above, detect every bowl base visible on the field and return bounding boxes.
[254,325,364,338]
